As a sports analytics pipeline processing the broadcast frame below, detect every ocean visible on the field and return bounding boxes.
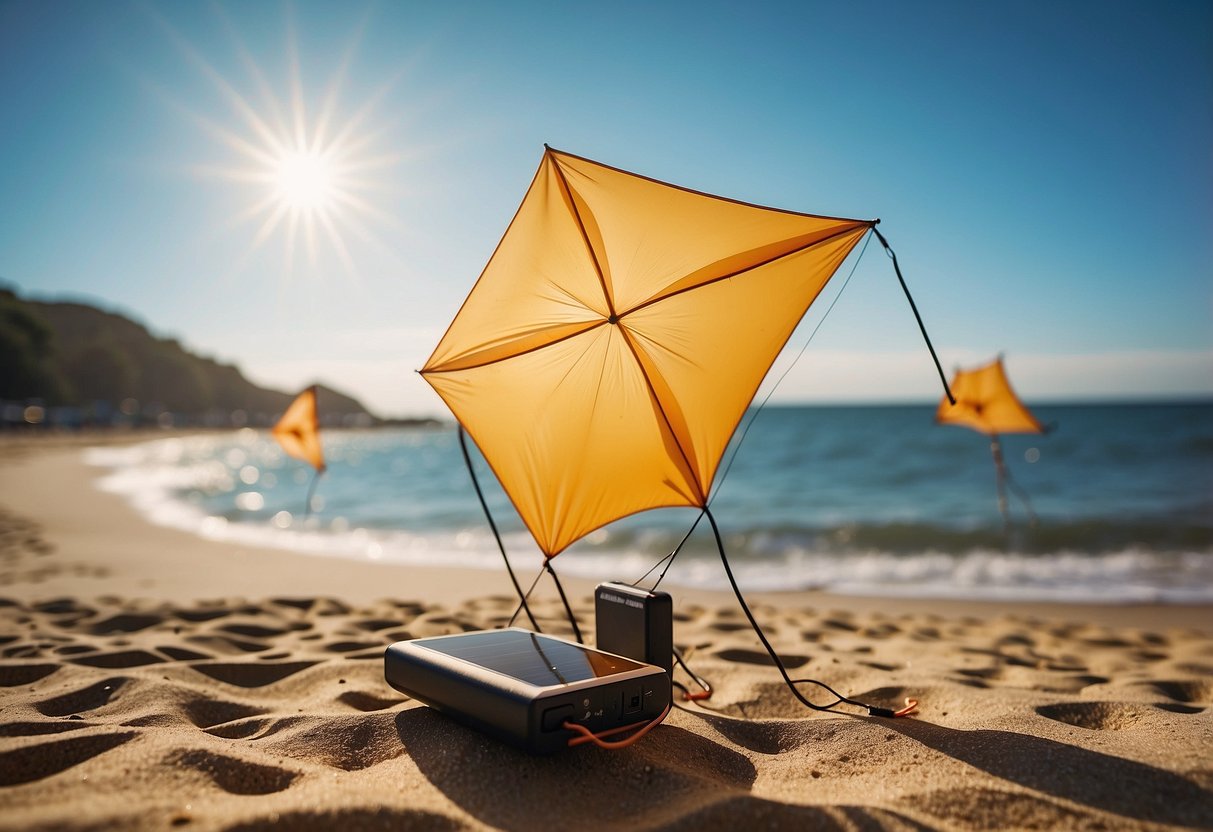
[85,402,1213,604]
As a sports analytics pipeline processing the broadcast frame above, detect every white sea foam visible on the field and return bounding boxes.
[83,434,1213,605]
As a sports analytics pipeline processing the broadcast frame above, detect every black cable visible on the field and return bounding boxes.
[457,425,541,632]
[705,507,896,717]
[870,225,955,405]
[673,646,713,700]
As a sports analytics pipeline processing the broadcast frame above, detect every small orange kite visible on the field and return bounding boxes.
[273,385,326,474]
[936,357,1043,531]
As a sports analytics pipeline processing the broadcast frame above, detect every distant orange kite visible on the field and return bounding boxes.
[935,356,1044,437]
[936,357,1043,531]
[273,385,326,473]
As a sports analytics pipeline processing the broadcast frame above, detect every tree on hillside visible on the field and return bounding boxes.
[0,289,70,402]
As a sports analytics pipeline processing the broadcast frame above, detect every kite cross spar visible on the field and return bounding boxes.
[420,145,952,719]
[272,385,326,519]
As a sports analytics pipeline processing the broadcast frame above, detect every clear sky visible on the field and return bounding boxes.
[2,0,1210,417]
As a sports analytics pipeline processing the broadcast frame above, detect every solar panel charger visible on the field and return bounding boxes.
[384,628,670,754]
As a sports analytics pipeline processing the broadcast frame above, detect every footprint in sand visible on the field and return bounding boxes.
[204,716,275,740]
[0,663,59,686]
[67,649,165,669]
[323,640,385,654]
[181,696,265,729]
[714,648,810,669]
[216,623,289,639]
[166,748,299,795]
[225,807,463,831]
[353,618,403,632]
[255,713,404,771]
[185,634,273,654]
[1036,701,1152,730]
[0,731,137,787]
[1145,679,1212,705]
[36,676,128,716]
[337,690,400,712]
[0,720,96,737]
[87,613,163,635]
[187,661,318,688]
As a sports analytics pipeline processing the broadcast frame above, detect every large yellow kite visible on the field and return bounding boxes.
[421,146,875,558]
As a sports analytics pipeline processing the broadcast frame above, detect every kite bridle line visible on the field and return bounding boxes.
[457,425,584,641]
[456,425,542,633]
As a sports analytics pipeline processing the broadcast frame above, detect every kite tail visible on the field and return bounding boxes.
[1005,472,1038,528]
[457,425,542,632]
[871,224,955,405]
[706,507,915,719]
[303,469,323,520]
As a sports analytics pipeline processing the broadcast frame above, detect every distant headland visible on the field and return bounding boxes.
[0,286,437,431]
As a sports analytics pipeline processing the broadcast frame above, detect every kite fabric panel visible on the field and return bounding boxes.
[936,357,1044,435]
[272,386,326,472]
[422,147,874,556]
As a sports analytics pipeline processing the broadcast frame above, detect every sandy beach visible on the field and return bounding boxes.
[1,434,1210,831]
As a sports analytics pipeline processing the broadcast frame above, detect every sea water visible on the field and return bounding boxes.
[84,403,1213,603]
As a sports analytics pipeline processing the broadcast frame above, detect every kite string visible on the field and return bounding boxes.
[634,509,705,591]
[704,507,909,718]
[457,425,542,632]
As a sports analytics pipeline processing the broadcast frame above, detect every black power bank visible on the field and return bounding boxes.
[594,582,673,674]
[384,628,670,754]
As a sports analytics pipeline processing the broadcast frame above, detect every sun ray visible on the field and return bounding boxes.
[315,206,358,279]
[212,4,292,143]
[284,208,300,275]
[285,12,309,155]
[252,201,290,250]
[310,11,369,153]
[149,6,285,159]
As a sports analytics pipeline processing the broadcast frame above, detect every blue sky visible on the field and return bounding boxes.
[2,0,1209,417]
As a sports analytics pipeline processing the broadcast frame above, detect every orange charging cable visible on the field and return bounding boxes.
[564,702,672,749]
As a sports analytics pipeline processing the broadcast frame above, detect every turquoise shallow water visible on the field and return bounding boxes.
[86,402,1213,603]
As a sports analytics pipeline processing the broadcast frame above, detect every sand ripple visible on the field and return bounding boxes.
[0,594,1210,831]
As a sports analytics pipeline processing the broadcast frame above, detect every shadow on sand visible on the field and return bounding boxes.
[887,718,1212,828]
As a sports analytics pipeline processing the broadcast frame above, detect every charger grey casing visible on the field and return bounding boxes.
[594,581,673,673]
[384,628,670,754]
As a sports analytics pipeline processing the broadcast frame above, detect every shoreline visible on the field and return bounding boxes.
[2,434,1211,629]
[0,436,1207,631]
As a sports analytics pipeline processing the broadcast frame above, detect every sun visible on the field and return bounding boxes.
[274,149,335,211]
[163,9,404,279]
